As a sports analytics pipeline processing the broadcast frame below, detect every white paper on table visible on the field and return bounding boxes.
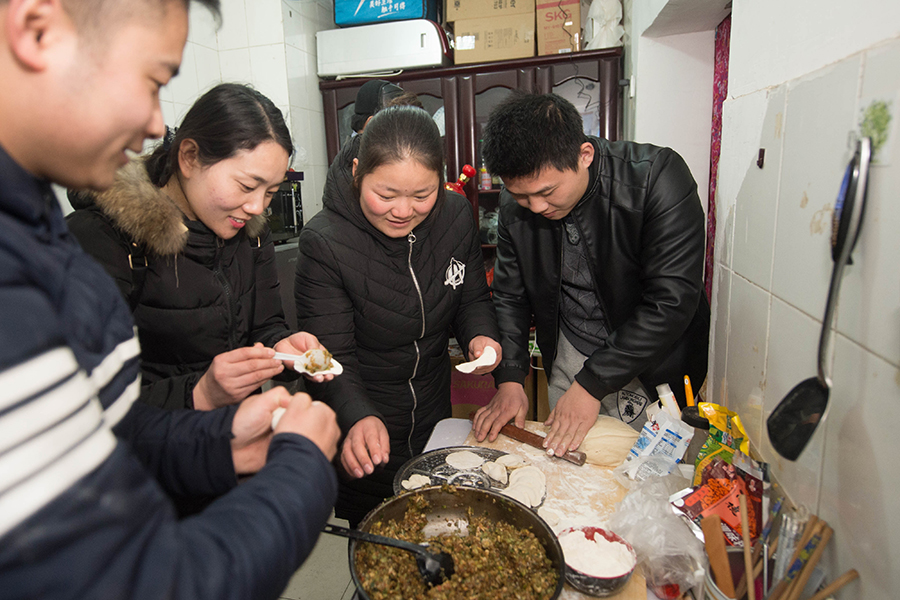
[454,346,497,373]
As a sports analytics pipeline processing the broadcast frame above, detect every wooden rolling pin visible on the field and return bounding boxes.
[468,415,587,466]
[498,422,587,466]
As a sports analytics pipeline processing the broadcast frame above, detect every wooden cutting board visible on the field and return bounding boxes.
[464,421,647,600]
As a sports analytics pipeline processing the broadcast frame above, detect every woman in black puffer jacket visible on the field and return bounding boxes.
[295,106,501,526]
[68,83,330,412]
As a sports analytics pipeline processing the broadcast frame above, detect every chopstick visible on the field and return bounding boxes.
[767,519,826,600]
[739,494,756,600]
[806,569,859,600]
[735,497,782,598]
[783,525,833,600]
[736,537,779,599]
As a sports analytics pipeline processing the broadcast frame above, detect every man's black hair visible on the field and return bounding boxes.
[351,80,405,133]
[482,92,588,180]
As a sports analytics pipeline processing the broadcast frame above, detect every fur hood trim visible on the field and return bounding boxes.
[93,160,268,256]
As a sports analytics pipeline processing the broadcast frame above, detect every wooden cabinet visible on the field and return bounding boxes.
[319,47,623,232]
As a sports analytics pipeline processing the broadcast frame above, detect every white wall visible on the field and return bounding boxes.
[633,29,714,214]
[624,0,715,214]
[159,0,335,222]
[712,1,900,597]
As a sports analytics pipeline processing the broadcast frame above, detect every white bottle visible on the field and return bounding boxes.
[656,383,681,419]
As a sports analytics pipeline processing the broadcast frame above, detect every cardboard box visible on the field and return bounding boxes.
[536,0,581,55]
[453,13,535,65]
[445,0,534,23]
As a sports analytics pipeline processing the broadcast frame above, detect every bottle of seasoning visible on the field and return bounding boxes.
[479,140,492,191]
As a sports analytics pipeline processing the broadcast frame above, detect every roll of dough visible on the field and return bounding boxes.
[578,415,640,467]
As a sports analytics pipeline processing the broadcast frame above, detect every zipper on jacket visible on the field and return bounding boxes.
[406,232,425,456]
[212,241,238,349]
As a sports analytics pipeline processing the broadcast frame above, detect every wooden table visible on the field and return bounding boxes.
[464,421,648,600]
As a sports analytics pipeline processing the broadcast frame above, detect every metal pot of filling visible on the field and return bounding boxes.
[350,486,565,600]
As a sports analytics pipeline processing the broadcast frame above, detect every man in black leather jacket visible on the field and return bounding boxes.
[473,93,709,458]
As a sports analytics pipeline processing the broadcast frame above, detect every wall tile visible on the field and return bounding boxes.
[216,0,249,51]
[219,48,253,84]
[307,106,328,167]
[732,86,786,290]
[859,40,900,165]
[771,57,861,320]
[247,0,284,47]
[709,264,732,405]
[717,91,770,272]
[290,106,313,169]
[724,274,770,442]
[167,44,199,105]
[278,104,293,138]
[249,44,290,107]
[316,1,336,30]
[835,41,900,367]
[819,336,900,599]
[285,45,307,109]
[302,50,323,112]
[193,44,222,95]
[188,2,220,49]
[760,297,824,512]
[282,1,308,51]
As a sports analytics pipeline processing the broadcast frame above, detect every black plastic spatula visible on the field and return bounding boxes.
[767,136,870,460]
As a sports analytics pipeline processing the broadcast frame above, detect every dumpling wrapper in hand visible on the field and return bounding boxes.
[271,407,286,430]
[454,346,497,374]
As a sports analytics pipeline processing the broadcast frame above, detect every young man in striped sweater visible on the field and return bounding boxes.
[0,1,341,598]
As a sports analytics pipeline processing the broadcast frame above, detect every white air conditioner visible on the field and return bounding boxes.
[316,20,452,78]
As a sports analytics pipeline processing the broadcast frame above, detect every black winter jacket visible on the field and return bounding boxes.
[67,161,291,410]
[492,137,710,406]
[295,139,498,492]
[0,143,337,600]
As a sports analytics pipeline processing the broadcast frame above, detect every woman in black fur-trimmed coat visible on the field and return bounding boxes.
[68,83,329,413]
[295,106,501,526]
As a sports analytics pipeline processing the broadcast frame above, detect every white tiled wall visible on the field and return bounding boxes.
[159,0,335,223]
[713,1,900,597]
[283,0,335,219]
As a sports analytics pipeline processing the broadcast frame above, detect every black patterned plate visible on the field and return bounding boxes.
[392,446,509,496]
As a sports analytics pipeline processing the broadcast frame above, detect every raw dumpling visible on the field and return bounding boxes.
[502,465,546,508]
[445,450,485,470]
[481,460,508,484]
[401,474,432,490]
[496,454,528,469]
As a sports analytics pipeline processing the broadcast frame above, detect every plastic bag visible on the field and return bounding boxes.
[607,477,707,600]
[584,0,625,49]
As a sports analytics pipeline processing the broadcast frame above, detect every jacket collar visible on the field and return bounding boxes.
[0,142,65,236]
[87,159,267,256]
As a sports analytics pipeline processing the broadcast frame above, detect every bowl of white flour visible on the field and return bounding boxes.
[557,526,636,596]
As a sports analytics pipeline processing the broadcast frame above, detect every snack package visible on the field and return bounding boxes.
[671,455,764,546]
[692,402,749,486]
